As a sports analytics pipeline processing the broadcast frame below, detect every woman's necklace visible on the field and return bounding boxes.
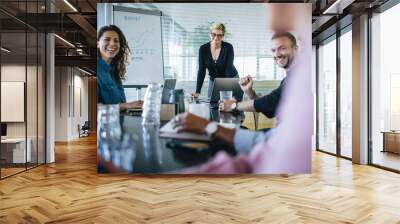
[211,45,221,63]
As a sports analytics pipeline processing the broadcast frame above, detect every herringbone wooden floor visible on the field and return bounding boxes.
[1,135,400,223]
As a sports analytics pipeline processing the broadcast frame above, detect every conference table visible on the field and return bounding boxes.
[97,106,245,174]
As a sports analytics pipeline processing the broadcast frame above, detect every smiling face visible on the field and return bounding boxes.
[209,28,224,45]
[271,36,297,69]
[97,31,120,64]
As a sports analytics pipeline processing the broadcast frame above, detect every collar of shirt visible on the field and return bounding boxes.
[98,56,113,72]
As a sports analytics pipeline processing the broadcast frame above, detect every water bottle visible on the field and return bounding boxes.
[184,93,193,113]
[97,104,121,140]
[97,104,121,160]
[142,125,162,166]
[119,133,136,172]
[169,89,185,114]
[142,82,162,126]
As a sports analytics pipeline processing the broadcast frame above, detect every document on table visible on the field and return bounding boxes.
[159,120,237,141]
[159,120,211,141]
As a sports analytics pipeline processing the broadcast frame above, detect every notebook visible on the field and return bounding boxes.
[159,120,210,141]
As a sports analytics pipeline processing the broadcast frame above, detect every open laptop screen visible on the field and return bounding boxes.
[210,78,244,103]
[161,79,177,103]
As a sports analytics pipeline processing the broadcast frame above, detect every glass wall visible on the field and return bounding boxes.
[1,32,28,177]
[122,3,285,101]
[339,29,352,158]
[37,32,46,165]
[0,0,46,179]
[371,2,400,171]
[27,31,38,170]
[158,3,285,97]
[317,36,337,154]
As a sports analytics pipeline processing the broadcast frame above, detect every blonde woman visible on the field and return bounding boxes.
[193,23,238,98]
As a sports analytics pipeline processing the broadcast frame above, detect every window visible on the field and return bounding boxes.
[121,3,286,101]
[371,3,400,171]
[155,3,285,96]
[317,37,337,154]
[340,29,352,158]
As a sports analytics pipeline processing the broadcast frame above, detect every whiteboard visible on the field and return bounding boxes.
[113,6,164,86]
[1,82,25,122]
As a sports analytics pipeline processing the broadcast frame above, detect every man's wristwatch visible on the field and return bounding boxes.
[230,102,238,111]
[204,122,218,137]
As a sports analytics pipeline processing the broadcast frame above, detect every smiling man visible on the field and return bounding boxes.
[172,32,300,154]
[219,32,298,119]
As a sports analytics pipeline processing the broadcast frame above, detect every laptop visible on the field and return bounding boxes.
[161,79,177,103]
[209,78,244,108]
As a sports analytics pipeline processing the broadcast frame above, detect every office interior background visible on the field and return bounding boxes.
[95,0,400,173]
[0,0,399,222]
[98,3,286,103]
[0,0,399,176]
[0,0,97,179]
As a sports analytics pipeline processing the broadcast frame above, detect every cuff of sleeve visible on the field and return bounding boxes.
[233,128,263,154]
[253,97,262,112]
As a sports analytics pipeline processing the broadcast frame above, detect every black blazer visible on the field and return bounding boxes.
[196,41,238,93]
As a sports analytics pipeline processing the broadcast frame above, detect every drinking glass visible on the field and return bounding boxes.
[219,90,233,102]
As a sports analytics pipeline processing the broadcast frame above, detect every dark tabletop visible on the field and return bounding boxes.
[97,108,245,174]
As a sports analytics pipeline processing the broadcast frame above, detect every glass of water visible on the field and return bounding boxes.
[220,90,233,102]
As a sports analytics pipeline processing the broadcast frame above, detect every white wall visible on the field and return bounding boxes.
[54,66,68,141]
[1,65,26,138]
[45,4,56,164]
[54,67,89,141]
[352,14,369,164]
[1,65,43,137]
[1,64,46,164]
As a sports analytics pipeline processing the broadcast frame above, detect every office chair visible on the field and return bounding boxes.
[78,121,90,138]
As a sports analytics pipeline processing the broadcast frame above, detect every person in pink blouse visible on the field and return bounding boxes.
[172,4,313,174]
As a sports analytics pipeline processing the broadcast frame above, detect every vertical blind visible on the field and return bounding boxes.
[126,3,286,82]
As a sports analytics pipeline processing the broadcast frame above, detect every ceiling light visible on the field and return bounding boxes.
[78,67,92,76]
[1,47,11,53]
[323,0,341,14]
[54,34,75,48]
[322,0,354,15]
[63,0,78,12]
[322,0,341,14]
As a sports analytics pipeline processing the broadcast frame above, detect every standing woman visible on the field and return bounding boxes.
[193,23,239,98]
[97,25,143,110]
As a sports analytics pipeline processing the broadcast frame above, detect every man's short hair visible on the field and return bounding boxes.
[271,32,297,48]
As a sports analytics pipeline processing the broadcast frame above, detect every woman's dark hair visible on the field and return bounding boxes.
[97,25,130,83]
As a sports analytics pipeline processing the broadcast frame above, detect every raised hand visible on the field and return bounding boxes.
[239,75,254,94]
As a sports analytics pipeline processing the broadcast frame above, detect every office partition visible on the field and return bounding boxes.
[317,35,337,155]
[316,25,353,159]
[0,0,47,179]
